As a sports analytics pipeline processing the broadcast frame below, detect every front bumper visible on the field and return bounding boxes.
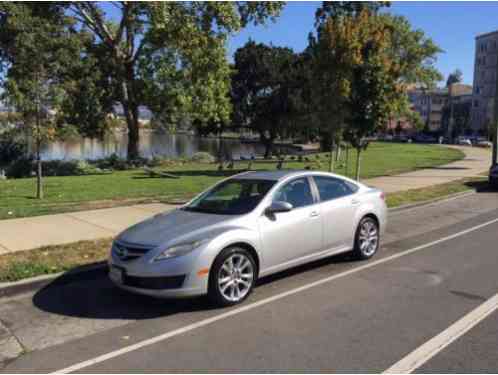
[108,242,210,299]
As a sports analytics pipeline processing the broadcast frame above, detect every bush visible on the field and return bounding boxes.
[6,158,110,178]
[6,158,34,178]
[94,154,129,170]
[190,152,215,163]
[0,134,26,167]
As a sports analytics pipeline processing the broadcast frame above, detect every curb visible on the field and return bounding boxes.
[0,188,482,300]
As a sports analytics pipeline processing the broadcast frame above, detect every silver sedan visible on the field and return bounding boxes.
[109,170,387,306]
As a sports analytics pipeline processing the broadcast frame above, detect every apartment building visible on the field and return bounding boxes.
[471,30,498,133]
[409,84,473,134]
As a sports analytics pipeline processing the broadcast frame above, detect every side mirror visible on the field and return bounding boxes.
[266,201,293,215]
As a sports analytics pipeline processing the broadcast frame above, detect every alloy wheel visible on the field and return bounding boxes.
[358,220,379,257]
[217,253,254,303]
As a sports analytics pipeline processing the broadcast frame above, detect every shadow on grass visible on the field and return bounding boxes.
[32,251,357,320]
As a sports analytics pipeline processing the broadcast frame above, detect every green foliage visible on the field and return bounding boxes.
[232,40,303,157]
[6,159,110,178]
[0,129,26,167]
[6,157,34,178]
[310,7,442,178]
[446,69,463,88]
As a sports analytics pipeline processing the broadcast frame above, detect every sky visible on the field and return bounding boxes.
[228,1,498,86]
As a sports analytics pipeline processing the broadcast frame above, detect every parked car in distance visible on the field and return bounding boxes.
[490,164,498,187]
[457,138,472,146]
[108,170,387,306]
[414,134,437,144]
[476,140,493,148]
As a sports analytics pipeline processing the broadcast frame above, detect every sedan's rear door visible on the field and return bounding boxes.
[311,175,359,250]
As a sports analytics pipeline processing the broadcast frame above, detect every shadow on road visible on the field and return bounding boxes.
[32,252,356,321]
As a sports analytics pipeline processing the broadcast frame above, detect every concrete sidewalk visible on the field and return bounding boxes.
[0,145,491,255]
[366,145,491,193]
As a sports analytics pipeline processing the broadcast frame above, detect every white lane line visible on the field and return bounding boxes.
[384,292,498,373]
[52,217,498,374]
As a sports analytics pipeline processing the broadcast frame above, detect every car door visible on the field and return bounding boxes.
[312,175,359,250]
[258,177,323,271]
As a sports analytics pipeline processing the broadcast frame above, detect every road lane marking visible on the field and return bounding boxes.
[384,292,498,373]
[52,217,498,374]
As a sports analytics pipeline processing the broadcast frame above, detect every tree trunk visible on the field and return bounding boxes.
[345,145,349,178]
[328,140,335,172]
[36,139,43,199]
[35,80,43,200]
[355,148,362,181]
[121,65,141,161]
[260,131,274,159]
[123,101,140,161]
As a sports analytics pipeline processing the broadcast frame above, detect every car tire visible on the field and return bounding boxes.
[208,247,257,307]
[352,216,380,260]
[490,177,498,189]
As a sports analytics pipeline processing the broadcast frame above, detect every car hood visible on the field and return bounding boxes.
[115,208,237,248]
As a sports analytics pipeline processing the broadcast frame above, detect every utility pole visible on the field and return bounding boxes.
[493,120,497,167]
[35,71,43,199]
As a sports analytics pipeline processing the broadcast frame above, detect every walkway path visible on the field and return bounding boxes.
[366,145,491,193]
[0,145,491,255]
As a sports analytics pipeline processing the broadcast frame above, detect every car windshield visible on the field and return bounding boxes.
[183,179,276,215]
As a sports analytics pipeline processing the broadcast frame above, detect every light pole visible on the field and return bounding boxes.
[493,120,497,167]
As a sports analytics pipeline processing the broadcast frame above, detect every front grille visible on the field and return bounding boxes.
[124,274,186,290]
[114,242,153,261]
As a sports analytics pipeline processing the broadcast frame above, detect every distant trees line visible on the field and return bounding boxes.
[0,1,442,195]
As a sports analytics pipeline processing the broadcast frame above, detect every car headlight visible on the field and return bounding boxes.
[154,239,208,261]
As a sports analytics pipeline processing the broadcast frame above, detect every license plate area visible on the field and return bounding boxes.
[109,265,124,284]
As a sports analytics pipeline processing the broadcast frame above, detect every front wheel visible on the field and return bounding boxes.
[352,217,380,260]
[208,247,257,307]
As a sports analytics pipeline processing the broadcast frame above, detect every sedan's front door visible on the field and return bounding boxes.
[258,177,322,273]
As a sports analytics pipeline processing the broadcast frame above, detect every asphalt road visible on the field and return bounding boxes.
[1,188,498,373]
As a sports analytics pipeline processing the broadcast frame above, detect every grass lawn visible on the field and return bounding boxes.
[0,142,464,220]
[386,177,487,208]
[0,177,491,283]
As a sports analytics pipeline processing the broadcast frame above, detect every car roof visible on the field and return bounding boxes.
[235,170,308,181]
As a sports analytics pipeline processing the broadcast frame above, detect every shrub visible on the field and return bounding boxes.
[6,159,110,178]
[190,152,215,163]
[0,134,26,167]
[94,154,129,170]
[6,158,34,178]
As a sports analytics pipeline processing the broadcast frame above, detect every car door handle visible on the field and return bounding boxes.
[310,211,319,217]
[351,199,360,206]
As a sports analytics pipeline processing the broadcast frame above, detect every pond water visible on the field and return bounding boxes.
[34,131,291,161]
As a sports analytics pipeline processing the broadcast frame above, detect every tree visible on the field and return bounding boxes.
[446,69,463,87]
[232,41,300,158]
[311,14,358,172]
[315,1,389,25]
[329,11,442,180]
[56,2,284,160]
[0,3,77,198]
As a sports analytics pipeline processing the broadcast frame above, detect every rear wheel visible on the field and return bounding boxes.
[352,217,380,260]
[208,247,256,307]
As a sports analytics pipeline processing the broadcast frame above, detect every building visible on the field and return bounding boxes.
[409,84,473,134]
[471,29,498,134]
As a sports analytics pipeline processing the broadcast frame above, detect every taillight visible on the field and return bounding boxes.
[380,192,385,201]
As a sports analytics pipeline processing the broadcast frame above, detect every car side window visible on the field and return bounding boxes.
[273,177,314,208]
[313,176,358,202]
